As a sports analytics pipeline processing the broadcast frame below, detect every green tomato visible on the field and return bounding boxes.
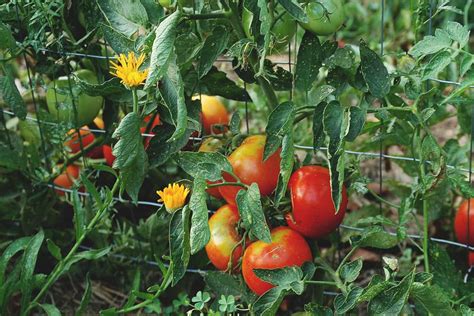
[242,7,296,52]
[46,69,103,127]
[299,0,345,36]
[159,0,173,8]
[18,119,41,146]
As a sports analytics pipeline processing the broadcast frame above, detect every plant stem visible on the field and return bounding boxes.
[118,263,173,313]
[132,89,139,114]
[305,280,338,286]
[184,11,230,20]
[27,179,121,314]
[207,181,247,189]
[367,188,400,209]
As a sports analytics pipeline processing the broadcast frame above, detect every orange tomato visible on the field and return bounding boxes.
[64,127,95,154]
[218,135,281,205]
[205,204,243,271]
[194,95,230,134]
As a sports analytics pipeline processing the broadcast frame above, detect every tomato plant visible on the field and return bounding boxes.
[286,165,347,239]
[2,0,474,315]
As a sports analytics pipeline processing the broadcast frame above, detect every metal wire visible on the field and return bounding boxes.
[3,108,474,174]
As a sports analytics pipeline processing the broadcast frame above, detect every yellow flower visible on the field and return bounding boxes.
[157,183,190,213]
[110,52,149,88]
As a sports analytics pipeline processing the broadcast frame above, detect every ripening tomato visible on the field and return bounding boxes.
[242,226,313,295]
[47,69,103,126]
[199,138,224,199]
[103,145,116,167]
[194,95,230,134]
[285,166,347,239]
[65,128,95,154]
[218,135,281,205]
[205,204,244,271]
[141,114,161,149]
[53,165,81,196]
[299,0,345,36]
[454,198,474,246]
[93,117,105,129]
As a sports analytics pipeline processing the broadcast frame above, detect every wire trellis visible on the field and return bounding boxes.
[2,0,473,301]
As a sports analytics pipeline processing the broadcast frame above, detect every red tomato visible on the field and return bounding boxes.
[285,166,347,239]
[103,145,116,167]
[469,251,474,267]
[205,204,243,271]
[199,138,224,199]
[218,135,281,205]
[53,174,74,196]
[141,114,161,149]
[195,95,230,135]
[242,226,313,295]
[454,198,474,246]
[66,165,80,180]
[65,128,95,154]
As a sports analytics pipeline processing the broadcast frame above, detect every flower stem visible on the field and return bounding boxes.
[132,88,139,114]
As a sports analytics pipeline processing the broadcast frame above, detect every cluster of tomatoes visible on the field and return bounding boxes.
[202,123,347,295]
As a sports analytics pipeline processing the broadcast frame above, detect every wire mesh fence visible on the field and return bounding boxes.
[2,0,474,293]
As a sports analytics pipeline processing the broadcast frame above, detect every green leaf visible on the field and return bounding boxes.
[264,101,295,160]
[359,40,390,99]
[112,112,148,202]
[313,102,328,149]
[204,272,253,301]
[346,106,366,142]
[46,239,62,261]
[368,270,415,315]
[295,32,322,91]
[174,152,233,181]
[38,304,61,316]
[159,54,187,142]
[422,51,452,80]
[411,284,455,315]
[429,244,463,297]
[123,269,141,309]
[236,184,271,243]
[409,34,451,59]
[97,0,148,37]
[20,230,45,313]
[274,131,294,205]
[140,0,164,25]
[0,21,15,49]
[198,26,230,78]
[276,0,308,23]
[195,67,251,102]
[257,0,271,35]
[334,286,363,314]
[176,33,202,66]
[101,24,135,54]
[351,226,399,249]
[327,151,345,213]
[324,47,355,70]
[72,190,86,242]
[358,276,393,302]
[75,274,92,316]
[148,123,194,167]
[0,237,31,286]
[189,178,210,254]
[230,112,241,135]
[145,11,181,89]
[254,266,304,293]
[340,258,363,283]
[444,21,470,48]
[323,101,346,155]
[169,206,191,286]
[460,55,474,77]
[74,76,124,97]
[0,75,27,120]
[253,287,289,316]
